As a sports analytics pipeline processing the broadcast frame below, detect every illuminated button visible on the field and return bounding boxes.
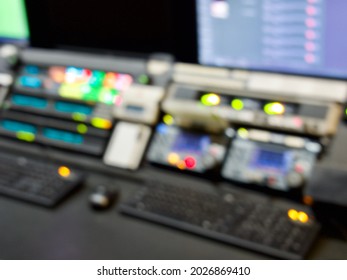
[231,99,244,111]
[200,93,221,106]
[298,212,309,223]
[288,209,298,221]
[184,157,197,169]
[91,118,112,130]
[77,124,88,134]
[264,102,285,115]
[168,153,180,165]
[16,132,35,142]
[176,160,186,170]
[19,76,42,88]
[58,166,71,178]
[163,114,174,126]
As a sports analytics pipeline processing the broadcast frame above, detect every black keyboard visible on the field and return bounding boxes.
[0,151,84,207]
[120,180,320,259]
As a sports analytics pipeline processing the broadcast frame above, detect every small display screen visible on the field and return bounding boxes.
[172,132,210,154]
[18,65,133,105]
[251,149,288,173]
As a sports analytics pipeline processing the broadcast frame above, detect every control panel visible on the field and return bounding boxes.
[222,128,321,191]
[147,123,227,174]
[163,84,342,136]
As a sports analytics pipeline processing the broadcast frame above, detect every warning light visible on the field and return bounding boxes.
[163,114,174,126]
[264,102,285,115]
[58,166,71,178]
[288,209,298,221]
[231,99,244,111]
[298,212,309,223]
[184,157,196,169]
[200,93,221,106]
[168,153,180,165]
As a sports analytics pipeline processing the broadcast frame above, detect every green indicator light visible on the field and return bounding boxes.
[163,114,174,126]
[138,74,150,84]
[237,128,249,139]
[77,124,88,134]
[90,71,105,87]
[345,108,347,115]
[264,102,285,115]
[72,113,87,122]
[200,93,221,106]
[231,99,244,111]
[16,132,35,142]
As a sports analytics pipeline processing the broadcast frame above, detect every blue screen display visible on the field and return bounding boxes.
[197,0,347,79]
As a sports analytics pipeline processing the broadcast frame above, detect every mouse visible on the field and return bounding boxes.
[89,185,118,210]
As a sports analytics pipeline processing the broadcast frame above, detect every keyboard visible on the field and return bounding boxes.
[120,180,320,259]
[0,151,84,207]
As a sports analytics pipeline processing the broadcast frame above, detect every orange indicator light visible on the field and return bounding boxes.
[298,212,309,223]
[58,166,71,178]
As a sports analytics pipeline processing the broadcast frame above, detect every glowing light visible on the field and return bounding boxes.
[72,113,87,122]
[184,157,196,169]
[177,160,186,170]
[77,124,88,134]
[58,166,71,178]
[168,153,180,165]
[264,102,285,115]
[138,74,150,84]
[303,196,314,206]
[231,99,244,111]
[91,118,112,130]
[163,114,174,126]
[200,93,221,106]
[288,209,298,221]
[298,212,309,223]
[237,128,249,139]
[16,132,35,142]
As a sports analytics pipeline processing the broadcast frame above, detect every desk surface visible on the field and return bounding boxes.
[1,125,347,260]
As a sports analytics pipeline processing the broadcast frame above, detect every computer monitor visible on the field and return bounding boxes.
[197,0,347,79]
[0,0,29,45]
[25,0,196,62]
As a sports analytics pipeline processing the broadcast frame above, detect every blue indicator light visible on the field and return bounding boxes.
[25,65,40,75]
[43,128,84,145]
[156,123,168,135]
[1,120,37,134]
[19,76,42,88]
[55,101,93,115]
[12,95,48,109]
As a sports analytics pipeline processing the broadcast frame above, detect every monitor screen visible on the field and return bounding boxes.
[0,0,29,44]
[197,0,347,79]
[25,0,196,61]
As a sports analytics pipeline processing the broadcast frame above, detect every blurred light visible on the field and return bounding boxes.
[77,124,88,134]
[91,118,112,130]
[16,132,35,142]
[177,160,186,170]
[72,113,87,122]
[231,99,244,111]
[237,128,249,139]
[200,93,221,106]
[168,153,180,165]
[58,166,71,178]
[184,157,196,169]
[264,102,285,115]
[163,114,174,126]
[298,212,309,223]
[303,196,314,206]
[288,209,298,221]
[138,74,150,84]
